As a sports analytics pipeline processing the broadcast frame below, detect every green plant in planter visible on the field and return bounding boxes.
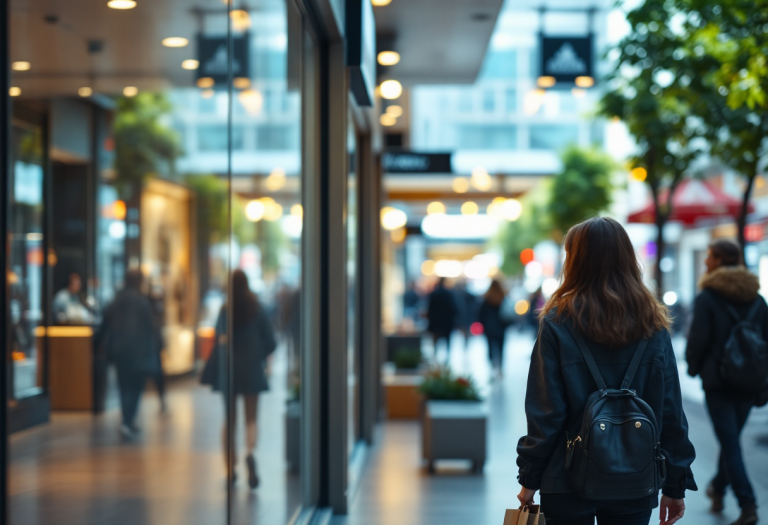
[418,365,482,401]
[393,349,422,370]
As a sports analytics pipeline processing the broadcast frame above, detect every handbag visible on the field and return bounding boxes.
[503,505,546,525]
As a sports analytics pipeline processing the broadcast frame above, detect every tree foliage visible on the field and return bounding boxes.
[497,182,553,277]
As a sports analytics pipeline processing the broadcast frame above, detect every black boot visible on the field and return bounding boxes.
[730,505,758,525]
[246,454,260,489]
[707,483,725,513]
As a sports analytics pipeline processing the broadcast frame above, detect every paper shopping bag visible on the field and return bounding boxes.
[503,505,546,525]
[527,505,546,525]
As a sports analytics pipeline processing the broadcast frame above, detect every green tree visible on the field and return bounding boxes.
[547,146,617,236]
[599,0,701,295]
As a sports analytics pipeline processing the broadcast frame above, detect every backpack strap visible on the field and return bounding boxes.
[620,339,649,390]
[746,297,763,323]
[565,321,608,391]
[722,302,743,324]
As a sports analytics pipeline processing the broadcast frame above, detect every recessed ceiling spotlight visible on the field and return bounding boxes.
[12,61,31,71]
[377,51,400,66]
[162,37,188,48]
[9,87,22,97]
[123,86,138,97]
[371,0,392,5]
[107,0,137,9]
[181,59,199,70]
[78,87,93,97]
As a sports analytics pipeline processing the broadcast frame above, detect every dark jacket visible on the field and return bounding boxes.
[478,300,508,339]
[94,289,162,374]
[686,265,768,402]
[201,305,277,394]
[517,316,697,502]
[427,285,458,335]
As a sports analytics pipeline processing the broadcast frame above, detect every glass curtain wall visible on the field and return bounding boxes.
[6,0,306,523]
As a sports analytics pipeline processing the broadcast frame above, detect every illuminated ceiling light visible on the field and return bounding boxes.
[377,51,400,66]
[515,299,530,315]
[162,37,189,48]
[379,79,402,100]
[197,77,215,88]
[391,228,406,243]
[575,76,595,88]
[265,167,286,191]
[434,260,464,278]
[471,166,493,191]
[233,77,251,89]
[181,59,199,70]
[502,198,522,221]
[487,196,506,218]
[123,86,138,97]
[381,207,407,230]
[78,87,93,97]
[290,204,303,218]
[523,89,546,115]
[9,87,21,97]
[238,89,264,115]
[380,113,397,126]
[537,76,556,88]
[107,0,137,9]
[630,167,648,181]
[262,197,283,221]
[571,88,586,98]
[245,200,266,222]
[426,201,446,215]
[113,200,127,220]
[12,61,31,71]
[371,0,392,5]
[421,259,436,276]
[230,9,252,31]
[201,89,215,99]
[452,177,470,194]
[461,201,479,215]
[386,105,403,117]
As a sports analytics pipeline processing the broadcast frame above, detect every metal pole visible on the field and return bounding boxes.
[1,0,11,520]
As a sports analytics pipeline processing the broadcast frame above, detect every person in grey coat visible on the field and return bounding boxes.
[202,269,277,489]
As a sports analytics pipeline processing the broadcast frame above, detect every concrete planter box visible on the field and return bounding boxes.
[421,400,487,474]
[285,400,300,474]
[384,374,423,419]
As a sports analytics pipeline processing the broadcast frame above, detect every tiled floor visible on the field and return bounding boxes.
[334,329,768,525]
[9,347,302,525]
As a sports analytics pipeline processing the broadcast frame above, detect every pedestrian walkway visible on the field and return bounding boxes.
[333,330,768,525]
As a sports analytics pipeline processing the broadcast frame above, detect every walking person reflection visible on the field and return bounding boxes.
[94,269,162,439]
[479,279,510,379]
[202,270,277,489]
[686,239,768,525]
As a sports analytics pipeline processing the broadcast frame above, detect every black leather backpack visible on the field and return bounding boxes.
[564,324,666,500]
[719,299,768,394]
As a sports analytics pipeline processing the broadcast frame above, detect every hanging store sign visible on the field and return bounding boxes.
[346,0,376,106]
[382,152,452,174]
[539,36,593,84]
[196,34,250,86]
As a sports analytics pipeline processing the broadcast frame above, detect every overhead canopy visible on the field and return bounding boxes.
[628,179,753,226]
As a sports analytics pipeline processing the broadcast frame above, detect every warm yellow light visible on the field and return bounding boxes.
[201,89,215,99]
[197,77,215,88]
[262,198,283,221]
[233,77,251,89]
[502,198,523,221]
[391,228,406,243]
[386,105,403,117]
[421,259,436,276]
[631,167,648,181]
[238,89,264,115]
[265,167,286,191]
[572,88,586,98]
[377,51,400,66]
[537,76,556,88]
[426,201,446,215]
[575,76,595,88]
[107,0,136,9]
[9,87,21,97]
[487,196,506,218]
[182,59,199,70]
[123,86,138,97]
[452,177,470,194]
[78,87,93,97]
[515,299,530,315]
[461,201,479,215]
[381,207,408,230]
[756,177,766,190]
[372,0,392,5]
[245,200,265,222]
[380,80,402,100]
[162,37,189,48]
[291,204,303,218]
[12,61,30,71]
[380,113,397,126]
[523,89,546,115]
[471,167,493,191]
[113,200,127,220]
[230,9,252,31]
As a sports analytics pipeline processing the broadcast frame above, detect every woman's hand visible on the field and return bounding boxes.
[659,495,685,525]
[517,486,536,507]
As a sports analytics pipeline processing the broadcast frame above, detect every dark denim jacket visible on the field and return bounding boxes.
[516,317,697,500]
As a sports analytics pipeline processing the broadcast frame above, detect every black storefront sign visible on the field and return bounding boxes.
[382,152,452,174]
[197,34,250,85]
[540,36,593,84]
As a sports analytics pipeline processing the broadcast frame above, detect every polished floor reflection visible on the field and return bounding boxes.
[9,347,300,525]
[334,330,768,525]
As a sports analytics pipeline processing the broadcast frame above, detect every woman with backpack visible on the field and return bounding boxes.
[516,217,697,525]
[686,239,768,525]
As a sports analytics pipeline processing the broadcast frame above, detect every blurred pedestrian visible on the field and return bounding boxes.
[148,279,167,414]
[454,280,479,350]
[53,272,92,325]
[517,218,695,525]
[686,239,768,525]
[403,281,421,322]
[94,269,161,439]
[479,279,510,379]
[426,277,458,363]
[201,270,277,489]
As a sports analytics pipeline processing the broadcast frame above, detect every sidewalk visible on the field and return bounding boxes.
[334,330,768,525]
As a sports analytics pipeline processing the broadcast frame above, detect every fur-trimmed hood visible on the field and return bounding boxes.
[699,265,760,303]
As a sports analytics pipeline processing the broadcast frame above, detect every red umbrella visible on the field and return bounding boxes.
[627,179,753,226]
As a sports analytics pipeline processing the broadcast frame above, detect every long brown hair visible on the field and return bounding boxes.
[539,217,670,347]
[484,279,506,307]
